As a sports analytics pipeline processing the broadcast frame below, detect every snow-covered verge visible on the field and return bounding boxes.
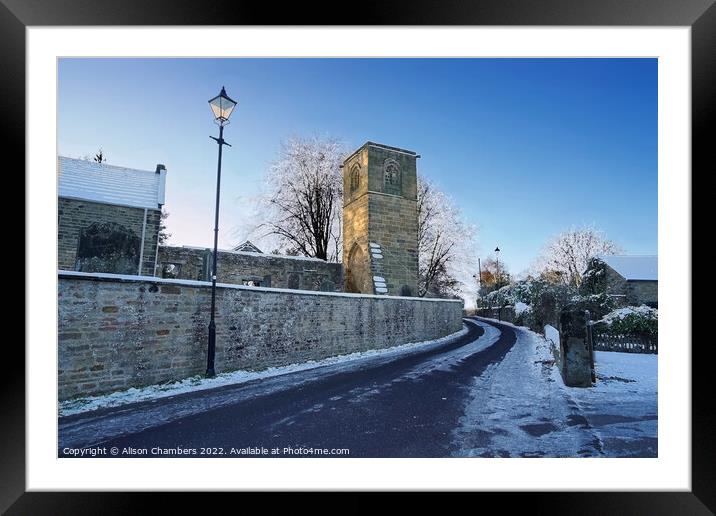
[453,321,657,458]
[566,350,657,457]
[59,326,469,417]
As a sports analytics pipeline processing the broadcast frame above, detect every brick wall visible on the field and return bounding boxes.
[58,272,464,400]
[157,246,343,291]
[58,197,161,276]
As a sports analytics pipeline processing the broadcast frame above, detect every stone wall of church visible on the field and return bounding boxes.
[367,193,419,296]
[157,246,343,292]
[58,272,464,400]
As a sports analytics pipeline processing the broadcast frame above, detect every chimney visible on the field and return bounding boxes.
[156,164,166,174]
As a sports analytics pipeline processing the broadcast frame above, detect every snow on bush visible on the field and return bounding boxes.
[480,278,574,329]
[597,305,658,337]
[515,302,531,316]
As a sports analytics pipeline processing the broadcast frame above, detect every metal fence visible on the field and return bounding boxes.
[591,333,658,354]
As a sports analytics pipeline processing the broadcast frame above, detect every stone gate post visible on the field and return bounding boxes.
[559,306,594,387]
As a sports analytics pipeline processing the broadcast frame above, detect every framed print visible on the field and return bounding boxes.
[5,0,712,511]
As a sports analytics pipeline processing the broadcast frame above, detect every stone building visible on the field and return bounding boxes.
[57,156,167,276]
[58,140,422,297]
[584,255,658,308]
[342,142,419,296]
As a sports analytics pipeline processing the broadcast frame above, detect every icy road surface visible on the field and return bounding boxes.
[59,318,656,457]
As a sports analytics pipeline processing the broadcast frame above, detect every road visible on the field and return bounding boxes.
[59,318,519,458]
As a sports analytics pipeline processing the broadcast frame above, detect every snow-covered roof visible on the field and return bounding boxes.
[58,156,167,210]
[600,255,658,281]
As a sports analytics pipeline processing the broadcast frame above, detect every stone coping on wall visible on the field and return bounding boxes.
[178,245,336,264]
[58,270,464,304]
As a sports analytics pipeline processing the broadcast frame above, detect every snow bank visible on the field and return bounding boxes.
[544,324,560,347]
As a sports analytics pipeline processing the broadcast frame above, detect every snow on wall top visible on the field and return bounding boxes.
[600,255,658,281]
[180,245,335,263]
[58,156,166,210]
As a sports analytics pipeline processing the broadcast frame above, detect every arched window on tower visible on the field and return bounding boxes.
[350,164,361,193]
[383,159,401,195]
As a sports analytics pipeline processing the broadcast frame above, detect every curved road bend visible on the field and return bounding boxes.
[60,318,518,458]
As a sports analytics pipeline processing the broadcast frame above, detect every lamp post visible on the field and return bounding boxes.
[206,86,237,377]
[494,246,501,289]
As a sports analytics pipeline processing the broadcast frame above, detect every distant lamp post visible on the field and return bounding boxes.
[494,246,501,289]
[206,86,237,378]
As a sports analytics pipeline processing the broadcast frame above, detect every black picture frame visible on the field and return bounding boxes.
[5,0,710,511]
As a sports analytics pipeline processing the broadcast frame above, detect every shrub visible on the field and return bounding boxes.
[480,278,575,331]
[595,305,658,337]
[580,257,608,295]
[570,292,619,321]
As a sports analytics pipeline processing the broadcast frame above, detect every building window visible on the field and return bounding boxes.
[350,164,361,193]
[383,159,401,195]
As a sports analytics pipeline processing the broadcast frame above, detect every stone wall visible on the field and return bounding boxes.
[475,306,516,323]
[58,197,161,276]
[157,246,343,292]
[625,280,658,307]
[368,193,419,296]
[58,272,464,400]
[604,266,658,307]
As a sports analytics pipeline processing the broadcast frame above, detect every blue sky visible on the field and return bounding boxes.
[58,58,657,275]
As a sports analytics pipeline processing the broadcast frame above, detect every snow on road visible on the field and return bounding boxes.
[569,351,657,457]
[453,319,657,458]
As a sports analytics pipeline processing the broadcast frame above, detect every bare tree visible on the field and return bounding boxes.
[251,137,345,261]
[536,225,622,287]
[417,174,478,298]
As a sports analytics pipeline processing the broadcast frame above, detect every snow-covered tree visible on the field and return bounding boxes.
[249,137,346,261]
[536,225,622,287]
[417,174,478,299]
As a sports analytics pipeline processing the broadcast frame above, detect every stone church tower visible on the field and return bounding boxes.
[342,142,419,296]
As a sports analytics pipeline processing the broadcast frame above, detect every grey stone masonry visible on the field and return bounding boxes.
[157,246,343,292]
[558,307,594,387]
[58,272,464,400]
[58,197,161,276]
[603,265,658,308]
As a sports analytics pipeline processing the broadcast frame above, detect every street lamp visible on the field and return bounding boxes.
[494,246,501,289]
[206,86,237,377]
